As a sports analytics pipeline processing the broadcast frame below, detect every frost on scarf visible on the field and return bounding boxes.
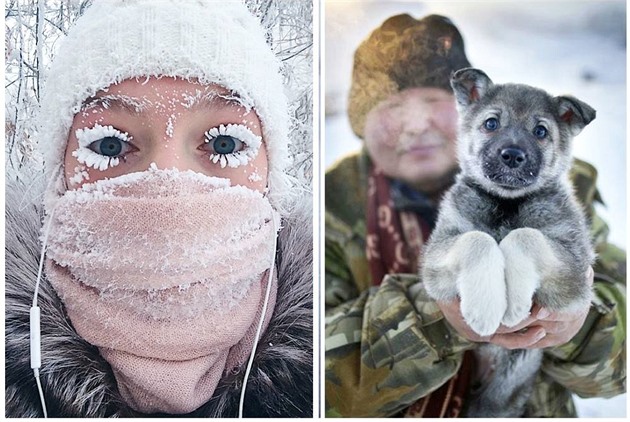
[45,167,280,318]
[43,168,281,414]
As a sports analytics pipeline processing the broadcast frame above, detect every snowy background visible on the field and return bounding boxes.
[324,0,626,417]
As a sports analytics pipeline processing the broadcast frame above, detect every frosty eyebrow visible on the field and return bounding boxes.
[79,91,253,114]
[183,91,252,113]
[80,94,149,115]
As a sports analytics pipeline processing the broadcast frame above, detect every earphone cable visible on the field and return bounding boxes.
[238,213,278,418]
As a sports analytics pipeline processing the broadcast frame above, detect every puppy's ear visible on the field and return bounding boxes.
[555,96,596,136]
[450,68,493,106]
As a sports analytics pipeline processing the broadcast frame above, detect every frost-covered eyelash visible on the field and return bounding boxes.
[72,124,132,171]
[204,123,262,169]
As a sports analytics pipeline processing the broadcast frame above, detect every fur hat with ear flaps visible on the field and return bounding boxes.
[39,0,293,215]
[348,14,471,138]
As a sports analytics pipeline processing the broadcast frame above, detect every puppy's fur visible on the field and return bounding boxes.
[422,68,595,417]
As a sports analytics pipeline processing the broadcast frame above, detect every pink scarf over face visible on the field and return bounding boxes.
[45,169,279,414]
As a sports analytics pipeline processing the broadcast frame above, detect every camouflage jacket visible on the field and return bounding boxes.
[325,149,626,417]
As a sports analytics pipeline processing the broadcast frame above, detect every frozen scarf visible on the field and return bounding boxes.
[45,169,279,414]
[366,163,472,418]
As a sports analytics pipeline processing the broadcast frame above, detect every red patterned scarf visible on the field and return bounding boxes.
[366,166,427,282]
[366,164,473,418]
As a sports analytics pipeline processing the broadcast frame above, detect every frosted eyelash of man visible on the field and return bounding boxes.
[73,124,132,171]
[204,123,262,169]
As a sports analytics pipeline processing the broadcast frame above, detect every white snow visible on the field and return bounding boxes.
[81,94,150,114]
[180,89,206,108]
[63,167,233,203]
[217,92,254,113]
[68,165,89,186]
[166,114,175,138]
[325,1,626,417]
[248,171,263,182]
[72,147,120,172]
[75,124,131,148]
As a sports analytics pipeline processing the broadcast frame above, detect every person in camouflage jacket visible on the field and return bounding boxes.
[325,13,626,418]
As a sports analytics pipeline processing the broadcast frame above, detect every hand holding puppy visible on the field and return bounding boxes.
[437,267,594,349]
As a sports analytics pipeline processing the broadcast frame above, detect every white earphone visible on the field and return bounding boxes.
[31,207,55,418]
[238,212,278,418]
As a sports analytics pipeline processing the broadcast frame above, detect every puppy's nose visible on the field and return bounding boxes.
[500,147,527,168]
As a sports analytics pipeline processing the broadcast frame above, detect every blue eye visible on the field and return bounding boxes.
[484,118,499,131]
[201,124,260,168]
[203,135,244,155]
[214,135,238,154]
[534,125,547,139]
[88,136,130,157]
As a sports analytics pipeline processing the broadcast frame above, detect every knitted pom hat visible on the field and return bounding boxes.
[39,0,292,214]
[348,14,471,138]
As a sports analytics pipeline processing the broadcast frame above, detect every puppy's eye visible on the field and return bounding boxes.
[534,125,548,139]
[484,118,499,131]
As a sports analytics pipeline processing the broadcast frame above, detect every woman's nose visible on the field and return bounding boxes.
[147,137,193,170]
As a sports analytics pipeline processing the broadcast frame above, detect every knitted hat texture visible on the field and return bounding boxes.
[39,0,291,214]
[348,14,471,138]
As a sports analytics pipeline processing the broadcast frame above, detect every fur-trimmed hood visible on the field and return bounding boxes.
[5,172,313,418]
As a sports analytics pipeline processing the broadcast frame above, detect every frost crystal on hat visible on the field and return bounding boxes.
[38,0,291,214]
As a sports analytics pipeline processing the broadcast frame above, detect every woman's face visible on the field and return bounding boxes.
[63,77,268,192]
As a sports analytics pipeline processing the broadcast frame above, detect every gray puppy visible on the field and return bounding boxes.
[421,68,595,417]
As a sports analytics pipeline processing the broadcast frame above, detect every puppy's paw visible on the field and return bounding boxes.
[501,254,538,327]
[501,281,536,327]
[461,291,506,336]
[500,229,542,327]
[457,241,507,336]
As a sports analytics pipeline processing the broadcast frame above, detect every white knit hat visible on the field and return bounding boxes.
[39,0,292,214]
